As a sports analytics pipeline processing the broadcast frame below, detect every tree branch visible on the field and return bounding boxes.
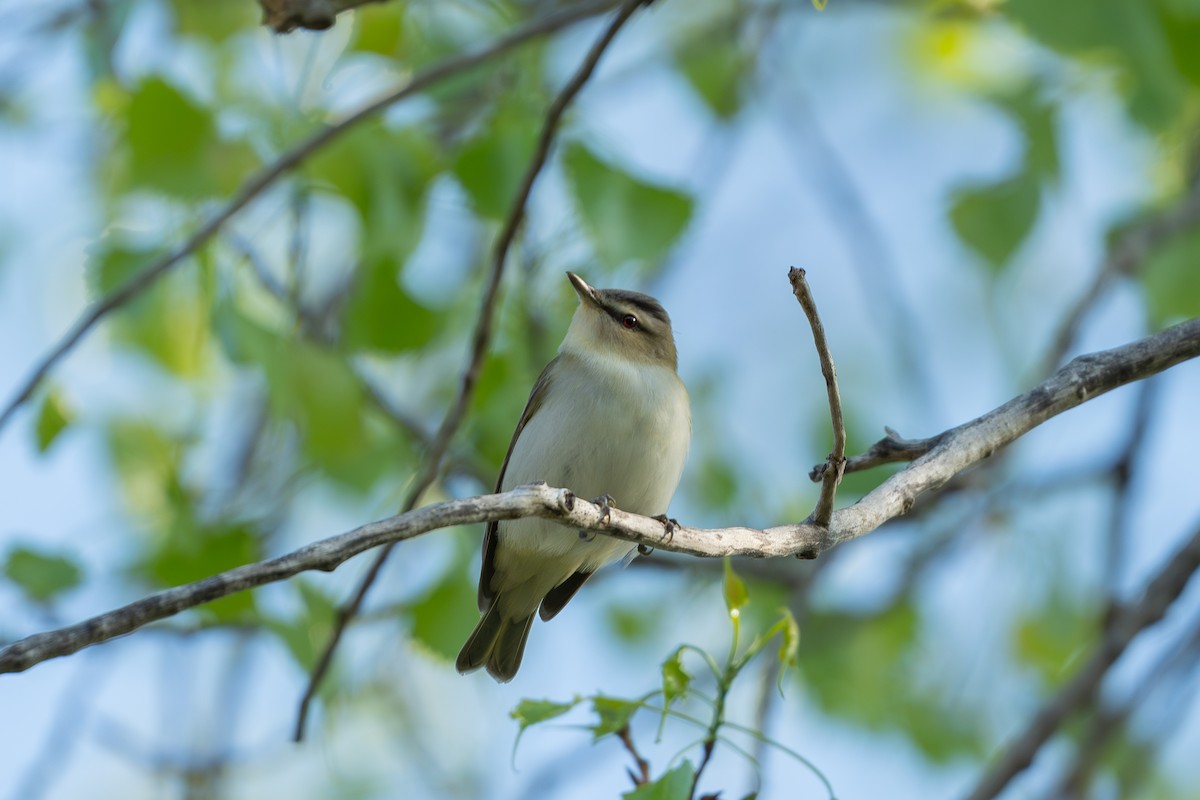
[3,316,1197,676]
[291,0,648,740]
[789,267,846,528]
[0,0,623,438]
[962,518,1200,800]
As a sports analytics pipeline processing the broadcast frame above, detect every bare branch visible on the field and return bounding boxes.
[788,267,846,528]
[292,0,648,740]
[3,315,1198,676]
[963,518,1200,800]
[810,428,944,482]
[0,0,623,438]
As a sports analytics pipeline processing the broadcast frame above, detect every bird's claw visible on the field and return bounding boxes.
[652,514,679,543]
[591,494,616,527]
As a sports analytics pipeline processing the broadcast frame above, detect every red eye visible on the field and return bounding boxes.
[621,315,639,330]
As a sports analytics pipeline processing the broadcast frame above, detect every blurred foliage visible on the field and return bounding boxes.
[2,0,1198,797]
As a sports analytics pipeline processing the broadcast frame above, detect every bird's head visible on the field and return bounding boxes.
[560,272,678,370]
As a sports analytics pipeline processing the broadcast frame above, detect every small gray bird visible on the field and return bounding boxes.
[456,272,691,682]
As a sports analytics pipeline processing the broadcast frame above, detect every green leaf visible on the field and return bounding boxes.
[562,143,693,268]
[1014,593,1098,685]
[35,389,74,453]
[695,454,738,512]
[723,558,748,613]
[949,167,1040,271]
[590,695,641,741]
[453,106,538,219]
[993,85,1059,181]
[659,647,691,738]
[776,606,800,675]
[343,258,438,354]
[511,697,579,731]
[4,546,83,604]
[351,3,405,55]
[677,39,750,119]
[1141,226,1200,327]
[169,0,255,41]
[409,561,478,661]
[622,761,694,800]
[1003,0,1186,130]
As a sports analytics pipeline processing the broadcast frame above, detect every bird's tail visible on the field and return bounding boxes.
[456,601,535,683]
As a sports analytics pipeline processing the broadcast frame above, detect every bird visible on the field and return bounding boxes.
[456,272,691,682]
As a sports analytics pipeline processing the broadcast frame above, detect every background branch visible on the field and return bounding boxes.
[963,519,1200,800]
[0,0,622,438]
[4,315,1197,677]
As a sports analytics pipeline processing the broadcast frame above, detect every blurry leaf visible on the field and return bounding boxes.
[695,454,738,511]
[776,607,800,674]
[344,258,438,354]
[170,0,255,41]
[135,522,261,621]
[409,562,478,661]
[453,106,538,219]
[86,237,212,375]
[993,85,1059,181]
[723,558,748,613]
[35,389,74,453]
[622,761,694,800]
[4,546,83,604]
[267,580,339,670]
[562,143,693,268]
[124,78,256,198]
[590,695,641,740]
[1158,0,1200,86]
[352,3,405,55]
[308,123,441,268]
[1014,593,1098,685]
[1003,0,1186,130]
[608,602,660,644]
[949,168,1040,270]
[677,38,750,119]
[797,601,986,761]
[1140,226,1200,327]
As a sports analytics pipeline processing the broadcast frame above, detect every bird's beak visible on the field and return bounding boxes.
[567,272,601,309]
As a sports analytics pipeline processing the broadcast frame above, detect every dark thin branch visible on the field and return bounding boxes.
[2,315,1198,677]
[1040,182,1200,376]
[963,519,1200,800]
[617,725,651,787]
[1051,616,1200,799]
[810,428,944,482]
[291,0,647,741]
[0,0,623,438]
[789,267,846,528]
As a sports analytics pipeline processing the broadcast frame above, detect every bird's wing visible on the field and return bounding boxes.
[477,356,560,612]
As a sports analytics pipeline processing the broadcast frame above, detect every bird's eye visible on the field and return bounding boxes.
[621,314,639,330]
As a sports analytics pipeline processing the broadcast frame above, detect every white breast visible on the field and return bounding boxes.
[497,354,691,579]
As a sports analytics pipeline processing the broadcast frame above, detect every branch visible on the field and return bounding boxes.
[788,267,846,527]
[291,0,648,740]
[810,428,943,482]
[0,0,623,438]
[258,0,387,32]
[3,315,1198,676]
[962,518,1200,800]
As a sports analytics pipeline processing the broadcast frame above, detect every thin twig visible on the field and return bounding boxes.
[962,519,1200,800]
[290,0,648,741]
[2,317,1198,677]
[0,0,623,438]
[789,268,846,528]
[617,725,651,786]
[809,428,942,482]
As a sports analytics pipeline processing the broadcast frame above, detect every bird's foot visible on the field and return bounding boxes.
[591,494,616,527]
[652,514,679,544]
